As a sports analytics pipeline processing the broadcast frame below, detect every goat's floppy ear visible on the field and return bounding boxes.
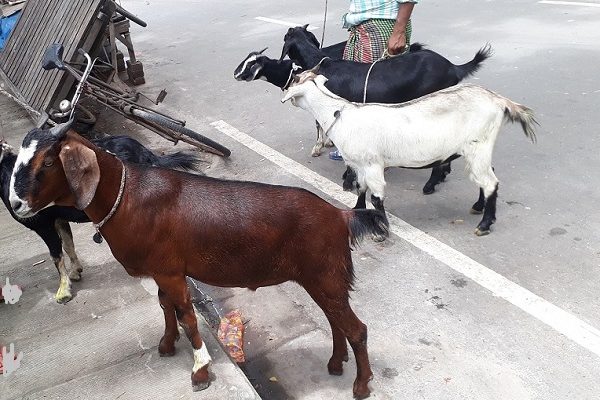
[279,40,292,62]
[59,141,100,210]
[281,86,298,103]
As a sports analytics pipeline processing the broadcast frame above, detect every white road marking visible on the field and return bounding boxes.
[538,0,600,7]
[255,16,319,31]
[210,119,600,358]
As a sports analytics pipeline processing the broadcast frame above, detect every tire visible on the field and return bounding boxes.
[131,109,231,157]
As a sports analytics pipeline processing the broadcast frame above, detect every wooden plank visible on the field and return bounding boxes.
[1,0,111,113]
[2,0,43,74]
[0,0,34,65]
[4,0,49,76]
[24,0,86,108]
[20,0,74,105]
[43,1,108,111]
[36,0,101,110]
[37,1,98,108]
[10,0,55,86]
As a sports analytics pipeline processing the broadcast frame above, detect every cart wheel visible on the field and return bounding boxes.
[131,109,231,157]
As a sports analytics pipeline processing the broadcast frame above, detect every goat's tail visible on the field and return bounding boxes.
[503,101,539,144]
[409,42,426,52]
[153,151,202,172]
[454,44,493,81]
[346,209,389,247]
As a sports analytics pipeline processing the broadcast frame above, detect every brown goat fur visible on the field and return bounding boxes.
[9,127,389,399]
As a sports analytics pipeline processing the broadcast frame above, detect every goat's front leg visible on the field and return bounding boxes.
[311,121,325,157]
[55,220,83,281]
[38,226,73,303]
[158,288,180,357]
[154,274,212,391]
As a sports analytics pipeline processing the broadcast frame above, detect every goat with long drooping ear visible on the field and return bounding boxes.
[10,123,389,398]
[283,73,537,236]
[2,126,202,303]
[279,25,493,195]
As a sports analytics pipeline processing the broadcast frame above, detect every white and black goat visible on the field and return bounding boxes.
[279,25,493,195]
[0,133,200,303]
[282,72,538,236]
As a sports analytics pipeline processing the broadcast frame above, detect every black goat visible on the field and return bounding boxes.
[280,25,492,194]
[0,135,200,303]
[234,40,346,89]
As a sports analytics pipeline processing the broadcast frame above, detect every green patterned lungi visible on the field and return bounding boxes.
[343,18,412,63]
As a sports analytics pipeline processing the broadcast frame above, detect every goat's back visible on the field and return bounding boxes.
[320,49,460,103]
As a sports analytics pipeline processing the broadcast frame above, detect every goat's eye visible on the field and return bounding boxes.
[44,159,54,167]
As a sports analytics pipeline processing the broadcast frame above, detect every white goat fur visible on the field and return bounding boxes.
[283,73,536,203]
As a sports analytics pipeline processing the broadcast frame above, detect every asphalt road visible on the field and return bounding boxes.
[3,1,599,399]
[116,0,600,398]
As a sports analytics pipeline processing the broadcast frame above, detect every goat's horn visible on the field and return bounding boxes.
[259,47,268,54]
[49,119,74,138]
[302,23,309,29]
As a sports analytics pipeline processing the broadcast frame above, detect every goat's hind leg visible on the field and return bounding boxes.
[366,165,389,241]
[55,220,83,281]
[475,183,499,236]
[157,288,180,356]
[423,162,452,195]
[304,283,372,399]
[466,158,499,235]
[154,274,212,391]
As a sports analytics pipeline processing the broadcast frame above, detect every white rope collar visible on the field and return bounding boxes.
[362,47,408,103]
[93,162,126,244]
[283,62,303,90]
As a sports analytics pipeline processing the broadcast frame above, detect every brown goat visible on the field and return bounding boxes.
[9,123,389,399]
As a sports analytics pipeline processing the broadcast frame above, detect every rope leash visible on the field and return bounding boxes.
[320,0,328,49]
[362,46,409,103]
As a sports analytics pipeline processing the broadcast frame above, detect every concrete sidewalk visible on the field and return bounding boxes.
[0,93,259,400]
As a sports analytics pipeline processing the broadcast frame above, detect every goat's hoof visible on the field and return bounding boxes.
[55,289,73,304]
[328,359,345,376]
[475,227,490,236]
[422,184,435,195]
[324,140,334,147]
[470,208,484,215]
[192,381,210,392]
[158,337,177,357]
[328,366,344,376]
[372,234,387,243]
[311,146,323,157]
[353,380,371,399]
[191,366,211,391]
[158,348,176,357]
[69,271,82,281]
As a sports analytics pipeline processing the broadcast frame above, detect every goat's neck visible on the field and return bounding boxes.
[83,147,127,225]
[261,59,295,88]
[302,88,346,135]
[290,44,326,69]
